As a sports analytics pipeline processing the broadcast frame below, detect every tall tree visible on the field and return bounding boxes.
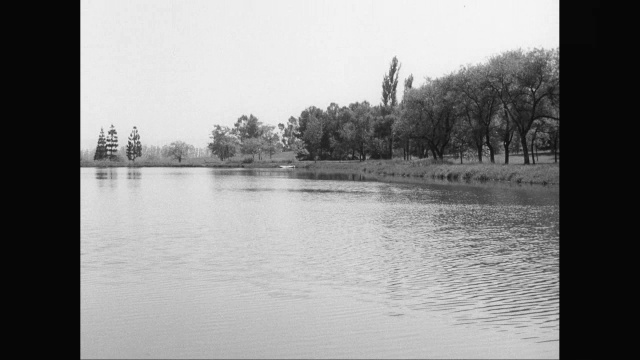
[381,56,401,110]
[455,64,500,163]
[395,74,414,160]
[93,127,107,160]
[105,124,118,160]
[404,75,459,160]
[496,105,516,164]
[487,48,559,164]
[125,126,142,162]
[381,57,401,158]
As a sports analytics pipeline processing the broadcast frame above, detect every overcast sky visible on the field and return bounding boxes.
[81,0,559,150]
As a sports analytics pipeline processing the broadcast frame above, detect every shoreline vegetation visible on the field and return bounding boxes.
[81,152,559,187]
[85,49,559,189]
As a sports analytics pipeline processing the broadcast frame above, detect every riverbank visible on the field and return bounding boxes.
[82,156,559,186]
[301,159,559,186]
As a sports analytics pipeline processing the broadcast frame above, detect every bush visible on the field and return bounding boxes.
[295,148,311,161]
[242,157,254,164]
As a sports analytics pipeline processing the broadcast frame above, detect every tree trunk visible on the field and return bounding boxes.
[476,144,483,163]
[530,139,535,165]
[486,133,495,163]
[430,144,437,159]
[504,144,509,164]
[520,130,530,164]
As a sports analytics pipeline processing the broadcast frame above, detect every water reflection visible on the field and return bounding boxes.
[95,168,118,180]
[94,168,118,190]
[127,168,142,180]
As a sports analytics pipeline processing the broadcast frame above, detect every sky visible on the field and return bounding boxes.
[81,0,559,150]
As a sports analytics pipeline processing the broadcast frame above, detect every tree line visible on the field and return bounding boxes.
[86,124,213,163]
[209,47,559,165]
[85,47,558,165]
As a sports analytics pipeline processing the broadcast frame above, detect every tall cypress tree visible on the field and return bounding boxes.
[126,126,142,162]
[106,124,118,160]
[93,127,107,160]
[381,56,401,112]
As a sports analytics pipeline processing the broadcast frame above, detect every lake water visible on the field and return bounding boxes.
[80,167,559,359]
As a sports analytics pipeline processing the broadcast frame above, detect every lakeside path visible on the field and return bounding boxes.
[81,159,559,187]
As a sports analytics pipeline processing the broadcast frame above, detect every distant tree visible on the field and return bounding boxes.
[209,125,240,161]
[126,126,142,162]
[93,127,107,160]
[277,116,299,150]
[105,124,118,160]
[302,114,323,161]
[297,106,324,138]
[290,138,310,160]
[349,101,373,161]
[232,114,263,140]
[162,141,194,163]
[403,74,413,100]
[260,125,280,159]
[240,137,262,160]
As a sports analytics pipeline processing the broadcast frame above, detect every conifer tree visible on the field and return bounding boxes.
[106,124,118,160]
[126,126,142,162]
[93,127,107,160]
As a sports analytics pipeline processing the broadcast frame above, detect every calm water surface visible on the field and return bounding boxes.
[81,167,559,359]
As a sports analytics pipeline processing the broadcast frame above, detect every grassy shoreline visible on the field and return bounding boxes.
[81,155,559,186]
[301,160,558,186]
